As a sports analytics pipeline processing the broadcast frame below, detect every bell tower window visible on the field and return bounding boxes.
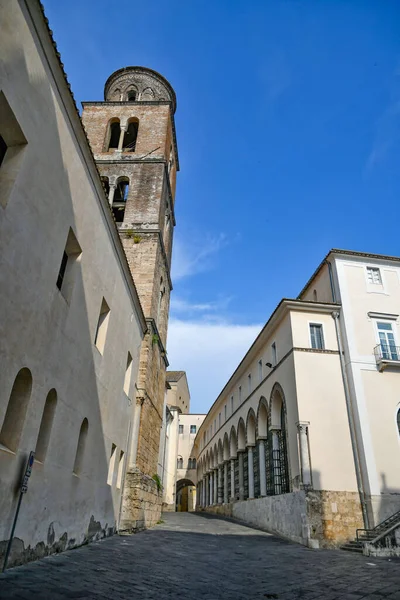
[123,120,138,152]
[112,177,129,223]
[107,119,121,151]
[127,91,137,101]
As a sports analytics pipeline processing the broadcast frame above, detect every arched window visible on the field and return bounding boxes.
[123,120,139,152]
[191,458,196,469]
[0,368,32,452]
[112,177,129,223]
[177,456,183,469]
[106,119,121,151]
[35,389,57,462]
[397,409,400,436]
[73,418,88,475]
[127,91,137,101]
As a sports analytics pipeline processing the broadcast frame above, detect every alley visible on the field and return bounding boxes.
[1,512,400,600]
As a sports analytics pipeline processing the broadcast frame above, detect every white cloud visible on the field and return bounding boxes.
[171,233,227,281]
[166,318,262,414]
[170,295,232,316]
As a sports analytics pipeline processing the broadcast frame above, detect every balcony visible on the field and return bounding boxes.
[374,344,400,371]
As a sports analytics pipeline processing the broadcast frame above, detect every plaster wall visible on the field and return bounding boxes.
[0,1,145,565]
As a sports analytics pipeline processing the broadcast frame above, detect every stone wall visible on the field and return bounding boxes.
[119,470,162,532]
[306,490,363,547]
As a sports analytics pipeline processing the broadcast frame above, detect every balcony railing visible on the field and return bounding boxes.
[374,344,400,371]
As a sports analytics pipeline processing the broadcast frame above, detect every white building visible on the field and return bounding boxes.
[196,250,400,549]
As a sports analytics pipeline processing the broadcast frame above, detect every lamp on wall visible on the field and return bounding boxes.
[265,362,273,368]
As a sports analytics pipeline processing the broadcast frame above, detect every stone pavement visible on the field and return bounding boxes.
[1,512,400,600]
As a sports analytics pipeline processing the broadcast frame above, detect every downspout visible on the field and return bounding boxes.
[327,260,370,529]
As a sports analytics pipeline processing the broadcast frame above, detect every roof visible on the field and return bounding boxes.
[166,371,186,383]
[298,248,400,299]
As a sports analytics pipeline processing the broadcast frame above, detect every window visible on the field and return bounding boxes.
[188,458,196,470]
[0,91,28,209]
[239,386,242,403]
[73,418,88,475]
[258,360,263,382]
[112,177,129,223]
[56,228,82,301]
[124,353,133,396]
[117,451,125,489]
[310,324,325,350]
[127,91,137,101]
[367,267,382,285]
[107,119,121,150]
[190,425,196,434]
[188,458,192,469]
[107,444,117,485]
[248,374,252,394]
[271,343,277,366]
[94,298,110,355]
[123,120,139,152]
[218,413,221,428]
[0,368,32,452]
[377,322,398,360]
[231,395,234,414]
[177,457,183,468]
[35,389,57,462]
[214,419,217,433]
[224,404,227,420]
[179,424,184,434]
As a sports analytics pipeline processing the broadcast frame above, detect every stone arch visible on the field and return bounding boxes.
[213,443,218,468]
[257,396,269,438]
[122,117,139,152]
[246,409,257,446]
[0,367,33,452]
[217,438,223,465]
[176,478,196,512]
[111,87,121,101]
[125,84,138,101]
[209,447,214,470]
[270,382,286,429]
[104,117,120,151]
[230,426,238,458]
[237,418,246,451]
[35,388,57,463]
[73,418,88,475]
[141,86,155,100]
[223,433,230,462]
[269,383,290,494]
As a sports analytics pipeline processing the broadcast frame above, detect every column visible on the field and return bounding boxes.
[202,477,206,507]
[214,469,218,504]
[271,429,280,495]
[248,446,255,499]
[108,182,116,207]
[209,471,213,505]
[297,422,312,487]
[258,439,267,496]
[218,466,223,504]
[238,451,244,501]
[206,474,210,506]
[118,125,127,151]
[223,461,229,503]
[230,459,235,500]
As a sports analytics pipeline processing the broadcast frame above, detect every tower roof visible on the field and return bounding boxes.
[104,66,177,113]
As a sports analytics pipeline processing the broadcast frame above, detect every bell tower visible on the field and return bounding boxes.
[82,67,178,529]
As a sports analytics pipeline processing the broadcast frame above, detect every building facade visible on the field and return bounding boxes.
[196,250,400,548]
[158,372,205,511]
[0,0,179,566]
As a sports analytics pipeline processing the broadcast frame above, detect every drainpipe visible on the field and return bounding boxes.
[327,261,370,529]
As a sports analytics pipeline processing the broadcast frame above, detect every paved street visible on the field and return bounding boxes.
[1,512,400,600]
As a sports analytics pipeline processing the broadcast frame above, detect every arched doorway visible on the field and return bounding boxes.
[176,478,196,512]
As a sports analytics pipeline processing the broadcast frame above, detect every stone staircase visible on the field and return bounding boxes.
[341,509,400,554]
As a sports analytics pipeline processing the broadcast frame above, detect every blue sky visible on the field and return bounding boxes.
[45,0,400,412]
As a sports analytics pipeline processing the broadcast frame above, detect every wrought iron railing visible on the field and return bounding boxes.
[374,343,400,363]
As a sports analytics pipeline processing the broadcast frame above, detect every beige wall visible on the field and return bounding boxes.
[0,0,145,565]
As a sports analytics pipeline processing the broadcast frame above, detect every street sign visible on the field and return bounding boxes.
[21,451,35,494]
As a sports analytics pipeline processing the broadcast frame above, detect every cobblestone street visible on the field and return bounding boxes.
[1,512,400,600]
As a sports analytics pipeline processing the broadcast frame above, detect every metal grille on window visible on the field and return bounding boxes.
[254,443,260,497]
[234,458,239,499]
[279,405,290,493]
[266,431,275,496]
[220,466,224,501]
[243,452,249,499]
[227,462,231,498]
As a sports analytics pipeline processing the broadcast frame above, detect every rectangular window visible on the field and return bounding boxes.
[123,353,133,396]
[271,342,277,366]
[218,413,221,428]
[230,395,234,414]
[310,324,325,350]
[239,386,242,403]
[224,404,227,420]
[248,374,252,394]
[0,91,28,209]
[190,425,196,434]
[367,267,382,285]
[116,450,124,489]
[258,359,263,382]
[56,228,82,301]
[377,321,398,360]
[107,443,117,486]
[94,298,110,355]
[179,424,184,434]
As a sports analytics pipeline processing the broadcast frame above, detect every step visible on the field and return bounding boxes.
[341,544,363,553]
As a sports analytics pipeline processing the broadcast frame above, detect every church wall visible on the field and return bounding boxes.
[0,0,146,567]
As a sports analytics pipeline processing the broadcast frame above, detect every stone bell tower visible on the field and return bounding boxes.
[82,67,178,529]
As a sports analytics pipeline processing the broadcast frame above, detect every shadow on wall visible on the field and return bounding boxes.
[377,473,400,525]
[0,26,124,567]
